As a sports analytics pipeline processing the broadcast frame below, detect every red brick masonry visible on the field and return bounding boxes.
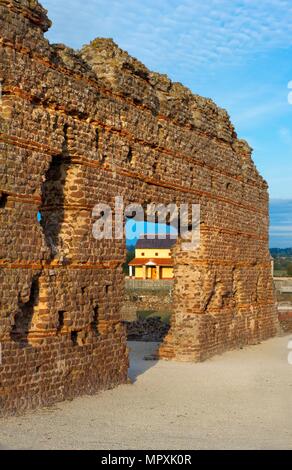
[0,0,278,415]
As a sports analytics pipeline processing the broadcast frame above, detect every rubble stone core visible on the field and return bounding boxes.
[0,0,277,415]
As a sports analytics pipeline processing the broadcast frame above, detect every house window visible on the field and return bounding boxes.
[155,253,159,256]
[141,253,145,256]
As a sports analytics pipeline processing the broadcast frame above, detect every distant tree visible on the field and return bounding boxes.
[270,248,292,257]
[274,260,282,271]
[287,263,292,277]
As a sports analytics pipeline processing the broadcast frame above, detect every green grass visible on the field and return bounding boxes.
[136,310,172,324]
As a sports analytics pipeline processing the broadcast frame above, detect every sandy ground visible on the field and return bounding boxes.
[1,335,292,450]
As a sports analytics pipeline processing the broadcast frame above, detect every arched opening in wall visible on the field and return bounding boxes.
[56,311,65,335]
[122,215,177,346]
[120,200,201,374]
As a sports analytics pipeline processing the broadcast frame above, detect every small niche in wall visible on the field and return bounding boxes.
[0,192,8,209]
[92,305,99,335]
[126,147,133,164]
[57,310,65,334]
[11,276,40,345]
[152,158,158,174]
[62,123,69,154]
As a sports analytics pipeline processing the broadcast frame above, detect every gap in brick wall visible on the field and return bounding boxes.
[57,310,65,334]
[0,192,8,209]
[152,157,158,173]
[39,123,71,256]
[40,154,70,258]
[11,276,40,345]
[100,153,107,164]
[122,219,176,343]
[71,331,78,346]
[62,123,69,154]
[126,146,133,164]
[92,305,99,335]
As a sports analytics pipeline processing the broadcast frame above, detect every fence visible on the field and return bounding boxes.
[125,279,174,291]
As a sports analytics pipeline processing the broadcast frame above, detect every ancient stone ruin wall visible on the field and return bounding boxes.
[0,0,277,415]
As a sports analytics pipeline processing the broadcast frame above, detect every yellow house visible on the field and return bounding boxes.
[129,235,175,280]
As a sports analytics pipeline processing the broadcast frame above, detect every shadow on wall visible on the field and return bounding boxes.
[127,341,159,383]
[40,124,70,260]
[10,126,71,346]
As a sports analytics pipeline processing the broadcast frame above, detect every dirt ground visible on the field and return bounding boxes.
[1,336,292,450]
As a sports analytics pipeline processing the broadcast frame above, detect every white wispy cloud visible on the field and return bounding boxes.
[42,0,292,75]
[39,1,292,239]
[232,99,288,127]
[270,226,292,232]
[279,127,292,145]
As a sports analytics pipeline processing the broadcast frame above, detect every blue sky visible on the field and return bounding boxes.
[126,220,177,247]
[41,0,292,247]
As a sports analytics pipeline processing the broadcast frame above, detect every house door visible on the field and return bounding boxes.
[151,267,157,279]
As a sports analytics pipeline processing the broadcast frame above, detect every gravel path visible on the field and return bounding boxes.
[1,336,292,450]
